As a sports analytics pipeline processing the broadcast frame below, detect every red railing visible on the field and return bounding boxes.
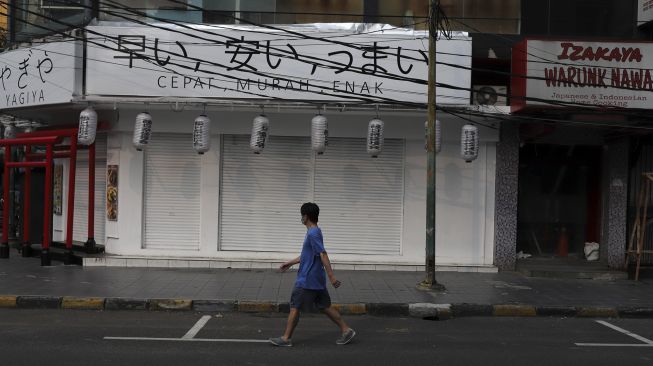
[0,126,103,266]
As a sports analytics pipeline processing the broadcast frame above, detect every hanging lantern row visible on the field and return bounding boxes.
[461,124,479,163]
[193,114,211,155]
[424,119,442,153]
[133,112,153,151]
[115,108,480,163]
[367,118,385,158]
[3,123,16,139]
[250,114,270,154]
[78,106,98,146]
[311,114,328,155]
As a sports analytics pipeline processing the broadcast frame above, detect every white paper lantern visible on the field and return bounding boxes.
[78,106,98,146]
[192,114,211,155]
[250,114,269,154]
[461,124,479,163]
[3,124,16,139]
[424,119,442,153]
[133,112,153,151]
[311,114,328,155]
[367,118,384,158]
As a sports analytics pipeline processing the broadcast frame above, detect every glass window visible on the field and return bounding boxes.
[99,0,363,25]
[12,0,91,43]
[100,0,202,23]
[438,0,520,34]
[97,0,521,33]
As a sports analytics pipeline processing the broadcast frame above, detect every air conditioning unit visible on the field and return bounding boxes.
[473,85,508,106]
[40,0,84,10]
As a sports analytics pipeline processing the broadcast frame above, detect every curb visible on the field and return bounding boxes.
[150,299,193,311]
[105,298,149,311]
[332,303,366,315]
[0,295,17,308]
[0,295,643,319]
[577,307,619,318]
[16,295,62,309]
[62,297,105,310]
[493,305,537,317]
[238,301,278,313]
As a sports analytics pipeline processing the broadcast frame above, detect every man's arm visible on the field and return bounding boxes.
[278,256,300,272]
[320,252,342,288]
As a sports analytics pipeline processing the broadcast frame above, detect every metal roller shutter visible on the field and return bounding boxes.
[219,135,404,255]
[219,135,312,252]
[143,134,201,250]
[314,138,404,255]
[73,134,107,244]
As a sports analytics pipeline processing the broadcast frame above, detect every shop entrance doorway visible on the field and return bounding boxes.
[516,144,602,259]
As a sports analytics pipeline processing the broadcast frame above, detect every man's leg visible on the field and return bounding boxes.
[271,287,303,346]
[322,306,349,333]
[282,308,300,341]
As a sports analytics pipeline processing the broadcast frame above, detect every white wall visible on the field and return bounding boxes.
[104,107,497,266]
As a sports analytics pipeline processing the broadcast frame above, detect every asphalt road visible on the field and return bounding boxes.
[2,309,653,365]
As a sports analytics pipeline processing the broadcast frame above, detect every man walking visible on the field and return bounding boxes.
[269,202,356,347]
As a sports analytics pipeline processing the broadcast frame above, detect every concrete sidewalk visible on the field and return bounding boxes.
[1,256,653,318]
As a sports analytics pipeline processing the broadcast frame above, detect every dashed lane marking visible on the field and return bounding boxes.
[104,337,268,343]
[182,315,212,339]
[104,315,269,343]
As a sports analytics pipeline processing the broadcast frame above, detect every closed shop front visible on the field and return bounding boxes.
[143,134,202,250]
[219,134,405,255]
[314,138,404,255]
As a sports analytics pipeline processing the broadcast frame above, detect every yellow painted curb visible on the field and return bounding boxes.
[0,295,17,308]
[62,297,105,310]
[238,301,278,313]
[332,303,367,315]
[493,305,537,317]
[150,299,192,311]
[578,307,619,318]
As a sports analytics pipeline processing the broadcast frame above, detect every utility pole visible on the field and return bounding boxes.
[420,0,444,291]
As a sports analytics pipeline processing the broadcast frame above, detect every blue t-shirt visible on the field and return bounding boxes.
[295,227,327,290]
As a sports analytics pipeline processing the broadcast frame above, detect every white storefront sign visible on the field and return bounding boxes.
[639,0,653,25]
[512,39,653,111]
[0,41,78,109]
[86,25,471,105]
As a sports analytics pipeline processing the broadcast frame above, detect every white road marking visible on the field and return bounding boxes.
[575,320,653,347]
[104,315,269,343]
[104,337,269,343]
[575,343,653,347]
[595,320,653,344]
[182,315,212,340]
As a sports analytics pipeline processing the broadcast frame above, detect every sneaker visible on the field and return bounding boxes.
[336,329,356,345]
[269,337,292,347]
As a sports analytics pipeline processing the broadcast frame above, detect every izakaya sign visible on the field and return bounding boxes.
[86,25,471,105]
[511,39,653,111]
[0,41,78,109]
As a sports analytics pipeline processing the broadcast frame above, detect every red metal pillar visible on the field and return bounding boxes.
[41,144,53,266]
[0,145,9,258]
[21,145,31,257]
[86,142,96,252]
[64,136,78,264]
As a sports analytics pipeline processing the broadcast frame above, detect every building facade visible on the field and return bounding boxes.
[491,0,652,271]
[0,1,504,271]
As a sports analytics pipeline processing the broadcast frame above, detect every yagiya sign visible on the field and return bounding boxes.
[0,41,78,110]
[511,39,653,111]
[85,25,471,104]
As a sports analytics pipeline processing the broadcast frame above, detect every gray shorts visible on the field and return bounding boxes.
[290,286,331,311]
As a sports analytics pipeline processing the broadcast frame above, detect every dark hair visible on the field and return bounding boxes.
[301,202,319,223]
